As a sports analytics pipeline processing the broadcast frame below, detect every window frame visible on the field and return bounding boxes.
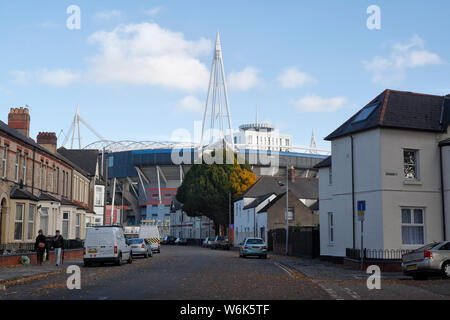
[403,149,420,181]
[1,144,8,179]
[14,203,24,241]
[401,207,425,246]
[27,204,35,240]
[14,150,20,183]
[328,212,334,244]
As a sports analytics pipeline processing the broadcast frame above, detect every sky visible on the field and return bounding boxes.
[0,0,449,150]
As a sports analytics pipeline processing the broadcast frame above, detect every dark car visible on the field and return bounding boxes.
[162,236,176,245]
[211,236,231,250]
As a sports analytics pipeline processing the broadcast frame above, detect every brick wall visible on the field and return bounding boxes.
[0,249,83,267]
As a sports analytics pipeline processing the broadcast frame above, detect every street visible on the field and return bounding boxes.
[0,245,449,300]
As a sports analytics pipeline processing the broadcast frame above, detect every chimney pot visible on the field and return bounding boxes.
[8,106,31,137]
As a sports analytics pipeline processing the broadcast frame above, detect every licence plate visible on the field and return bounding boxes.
[252,246,260,249]
[407,264,418,271]
[88,250,98,254]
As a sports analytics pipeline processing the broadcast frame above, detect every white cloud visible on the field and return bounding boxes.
[11,70,31,85]
[87,23,212,91]
[94,10,124,21]
[143,7,162,16]
[37,68,81,87]
[228,67,260,91]
[364,35,442,85]
[277,67,317,88]
[178,96,204,113]
[292,95,348,113]
[10,69,80,87]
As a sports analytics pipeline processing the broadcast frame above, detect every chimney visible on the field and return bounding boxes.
[8,107,30,137]
[288,165,295,182]
[37,132,57,154]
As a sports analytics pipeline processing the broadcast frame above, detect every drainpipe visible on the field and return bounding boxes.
[351,136,356,249]
[439,145,447,241]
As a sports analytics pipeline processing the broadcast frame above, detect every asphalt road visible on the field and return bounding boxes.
[0,246,449,300]
[0,245,329,300]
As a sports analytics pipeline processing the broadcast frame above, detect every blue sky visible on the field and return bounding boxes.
[0,1,449,150]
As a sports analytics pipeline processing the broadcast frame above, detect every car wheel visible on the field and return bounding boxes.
[116,254,122,266]
[128,253,133,264]
[442,261,450,279]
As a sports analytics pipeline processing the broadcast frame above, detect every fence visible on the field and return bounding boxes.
[0,239,84,255]
[346,248,412,261]
[269,227,320,258]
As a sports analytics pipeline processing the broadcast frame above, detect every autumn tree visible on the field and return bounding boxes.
[176,150,257,230]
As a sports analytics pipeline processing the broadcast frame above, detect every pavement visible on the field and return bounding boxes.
[0,260,82,287]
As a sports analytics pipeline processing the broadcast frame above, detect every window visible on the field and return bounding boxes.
[402,208,424,245]
[49,167,54,192]
[95,186,103,206]
[404,150,419,180]
[43,163,47,191]
[65,172,69,197]
[440,243,450,251]
[40,207,49,235]
[352,104,378,123]
[14,203,24,240]
[62,212,70,239]
[75,214,80,239]
[56,167,60,194]
[1,145,8,178]
[22,153,27,184]
[328,212,334,244]
[248,135,252,145]
[14,151,20,182]
[287,207,294,221]
[39,161,43,189]
[28,204,35,240]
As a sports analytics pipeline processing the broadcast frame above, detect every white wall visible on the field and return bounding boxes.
[443,145,450,241]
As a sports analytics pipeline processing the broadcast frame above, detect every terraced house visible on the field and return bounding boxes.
[0,107,94,251]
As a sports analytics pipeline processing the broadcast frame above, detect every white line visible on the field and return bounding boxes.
[274,262,295,278]
[311,279,344,300]
[343,287,361,300]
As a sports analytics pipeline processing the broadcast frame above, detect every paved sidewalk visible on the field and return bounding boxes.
[271,255,410,281]
[0,260,83,287]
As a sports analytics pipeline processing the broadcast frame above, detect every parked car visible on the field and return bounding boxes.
[210,236,231,250]
[202,237,214,248]
[128,238,153,258]
[175,238,188,246]
[402,241,450,280]
[239,237,267,259]
[139,225,161,253]
[84,226,132,267]
[162,236,177,245]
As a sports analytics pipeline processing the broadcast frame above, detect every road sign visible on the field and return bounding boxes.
[357,201,366,221]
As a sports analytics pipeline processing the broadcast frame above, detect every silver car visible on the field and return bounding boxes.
[128,238,153,259]
[402,241,450,280]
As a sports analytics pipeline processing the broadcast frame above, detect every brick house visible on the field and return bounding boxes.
[0,107,92,250]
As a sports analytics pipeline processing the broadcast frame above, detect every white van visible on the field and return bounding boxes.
[84,226,132,266]
[139,225,161,253]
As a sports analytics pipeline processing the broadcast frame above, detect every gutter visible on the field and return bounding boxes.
[439,145,447,241]
[351,136,356,249]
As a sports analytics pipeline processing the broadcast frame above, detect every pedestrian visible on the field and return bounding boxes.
[53,230,64,266]
[35,230,46,266]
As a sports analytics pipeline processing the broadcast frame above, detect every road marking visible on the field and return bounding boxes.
[310,280,344,300]
[98,296,108,300]
[343,287,361,300]
[274,262,295,278]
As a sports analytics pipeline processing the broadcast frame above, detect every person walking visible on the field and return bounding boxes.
[53,230,64,266]
[35,230,46,266]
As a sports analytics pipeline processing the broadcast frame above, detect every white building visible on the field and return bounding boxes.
[233,123,292,152]
[170,201,215,239]
[317,90,450,260]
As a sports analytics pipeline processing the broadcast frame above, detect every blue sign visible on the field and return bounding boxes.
[358,201,366,212]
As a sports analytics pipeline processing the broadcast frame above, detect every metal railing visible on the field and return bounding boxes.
[0,239,84,255]
[346,248,412,261]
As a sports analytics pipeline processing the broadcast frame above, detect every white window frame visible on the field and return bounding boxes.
[75,213,80,239]
[328,212,334,244]
[27,204,35,240]
[287,207,295,221]
[62,211,70,239]
[14,203,24,241]
[22,153,27,184]
[39,161,43,190]
[328,167,333,185]
[401,207,425,246]
[1,145,8,179]
[403,149,420,180]
[14,150,20,182]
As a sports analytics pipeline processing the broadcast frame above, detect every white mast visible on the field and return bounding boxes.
[200,31,235,151]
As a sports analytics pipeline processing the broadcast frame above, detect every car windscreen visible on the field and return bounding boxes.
[129,239,144,244]
[413,242,440,252]
[246,239,264,245]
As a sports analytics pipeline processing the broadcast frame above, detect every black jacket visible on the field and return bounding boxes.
[53,235,64,249]
[35,234,46,251]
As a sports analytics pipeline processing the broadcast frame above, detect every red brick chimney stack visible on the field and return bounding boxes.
[288,165,295,182]
[8,107,30,137]
[37,132,57,154]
